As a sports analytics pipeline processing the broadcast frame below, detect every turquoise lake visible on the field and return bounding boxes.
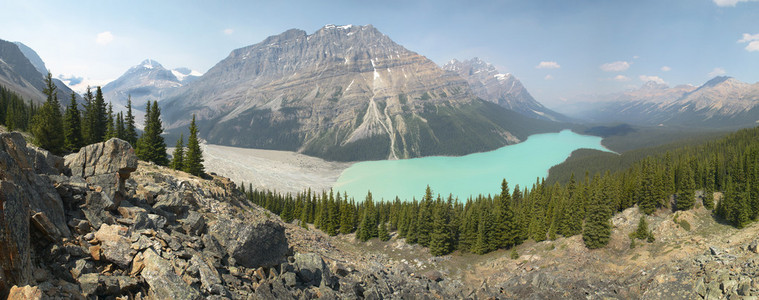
[332,129,613,201]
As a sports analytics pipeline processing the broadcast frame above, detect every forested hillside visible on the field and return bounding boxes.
[245,126,759,255]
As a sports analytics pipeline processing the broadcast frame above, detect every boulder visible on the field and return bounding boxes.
[154,192,197,218]
[182,211,206,235]
[64,138,137,179]
[293,253,337,288]
[30,212,62,242]
[208,216,288,268]
[93,224,133,269]
[78,273,140,296]
[141,248,201,300]
[27,145,64,175]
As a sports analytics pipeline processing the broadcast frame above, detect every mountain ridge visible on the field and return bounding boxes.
[160,24,560,161]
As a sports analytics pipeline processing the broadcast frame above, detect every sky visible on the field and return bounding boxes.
[1,0,758,107]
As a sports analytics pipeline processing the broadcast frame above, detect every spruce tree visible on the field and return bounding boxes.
[136,100,169,165]
[116,112,125,140]
[124,95,138,145]
[675,164,695,211]
[32,72,65,155]
[104,103,116,140]
[495,179,517,249]
[183,114,205,176]
[81,87,96,144]
[429,201,453,256]
[583,180,612,249]
[93,87,107,142]
[63,92,84,152]
[170,133,185,170]
[378,222,390,241]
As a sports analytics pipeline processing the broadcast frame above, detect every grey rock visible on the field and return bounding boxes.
[64,138,137,179]
[749,240,758,254]
[27,145,64,175]
[141,248,201,300]
[93,224,133,269]
[191,255,224,294]
[30,212,62,242]
[209,216,288,268]
[86,173,125,209]
[77,273,140,296]
[70,259,94,279]
[82,192,116,229]
[147,214,167,229]
[182,211,206,235]
[710,246,721,256]
[293,253,338,289]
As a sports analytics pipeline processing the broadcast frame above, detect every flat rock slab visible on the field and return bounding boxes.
[141,248,201,300]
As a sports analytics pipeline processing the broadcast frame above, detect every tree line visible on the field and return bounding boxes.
[1,72,204,177]
[242,125,759,255]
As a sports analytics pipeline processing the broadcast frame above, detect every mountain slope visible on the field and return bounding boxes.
[442,58,567,122]
[569,77,759,128]
[162,25,560,161]
[0,39,81,105]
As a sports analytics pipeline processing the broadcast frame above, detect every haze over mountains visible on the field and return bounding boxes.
[565,76,759,128]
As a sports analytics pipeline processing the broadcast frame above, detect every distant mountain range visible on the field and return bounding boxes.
[0,39,81,105]
[442,58,567,122]
[158,24,560,161]
[564,77,759,128]
[102,59,201,111]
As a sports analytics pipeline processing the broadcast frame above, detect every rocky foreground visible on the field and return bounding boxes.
[0,133,464,299]
[1,132,759,299]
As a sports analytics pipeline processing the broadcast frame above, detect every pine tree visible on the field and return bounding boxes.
[136,100,169,165]
[81,87,96,144]
[378,222,390,241]
[170,133,185,170]
[104,103,116,140]
[116,112,125,140]
[63,92,84,152]
[583,179,612,249]
[32,72,65,155]
[183,114,205,176]
[124,95,138,145]
[675,163,695,211]
[93,87,107,142]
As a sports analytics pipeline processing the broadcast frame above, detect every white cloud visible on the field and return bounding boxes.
[613,75,631,82]
[708,67,726,77]
[223,28,234,35]
[660,66,671,72]
[544,74,553,80]
[600,61,630,72]
[738,33,759,43]
[95,31,114,45]
[746,41,759,52]
[714,0,759,6]
[639,75,666,84]
[535,61,560,69]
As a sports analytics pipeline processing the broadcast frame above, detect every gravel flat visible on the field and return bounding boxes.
[198,143,352,194]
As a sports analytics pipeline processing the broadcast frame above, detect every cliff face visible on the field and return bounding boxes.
[162,25,558,161]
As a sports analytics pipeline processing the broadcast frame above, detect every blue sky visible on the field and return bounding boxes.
[1,0,758,107]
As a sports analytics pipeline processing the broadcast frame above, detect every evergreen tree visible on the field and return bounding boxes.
[378,222,390,241]
[63,92,84,152]
[183,114,205,176]
[93,87,107,142]
[104,103,116,140]
[81,87,96,144]
[32,72,65,155]
[429,200,453,256]
[675,163,695,211]
[124,95,138,145]
[136,100,169,165]
[170,133,185,170]
[583,178,612,249]
[494,179,517,249]
[634,216,650,240]
[116,112,125,140]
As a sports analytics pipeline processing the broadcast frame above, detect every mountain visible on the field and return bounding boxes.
[442,58,567,122]
[0,39,81,105]
[566,77,759,128]
[161,25,560,161]
[102,59,201,111]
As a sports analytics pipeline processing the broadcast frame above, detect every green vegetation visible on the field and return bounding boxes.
[31,73,64,154]
[183,114,205,176]
[136,100,169,166]
[244,126,759,255]
[170,133,185,170]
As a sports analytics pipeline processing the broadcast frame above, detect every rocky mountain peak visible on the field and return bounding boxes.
[136,59,163,70]
[442,57,566,122]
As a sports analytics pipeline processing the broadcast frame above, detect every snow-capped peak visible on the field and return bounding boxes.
[494,73,512,81]
[140,59,159,69]
[171,68,203,82]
